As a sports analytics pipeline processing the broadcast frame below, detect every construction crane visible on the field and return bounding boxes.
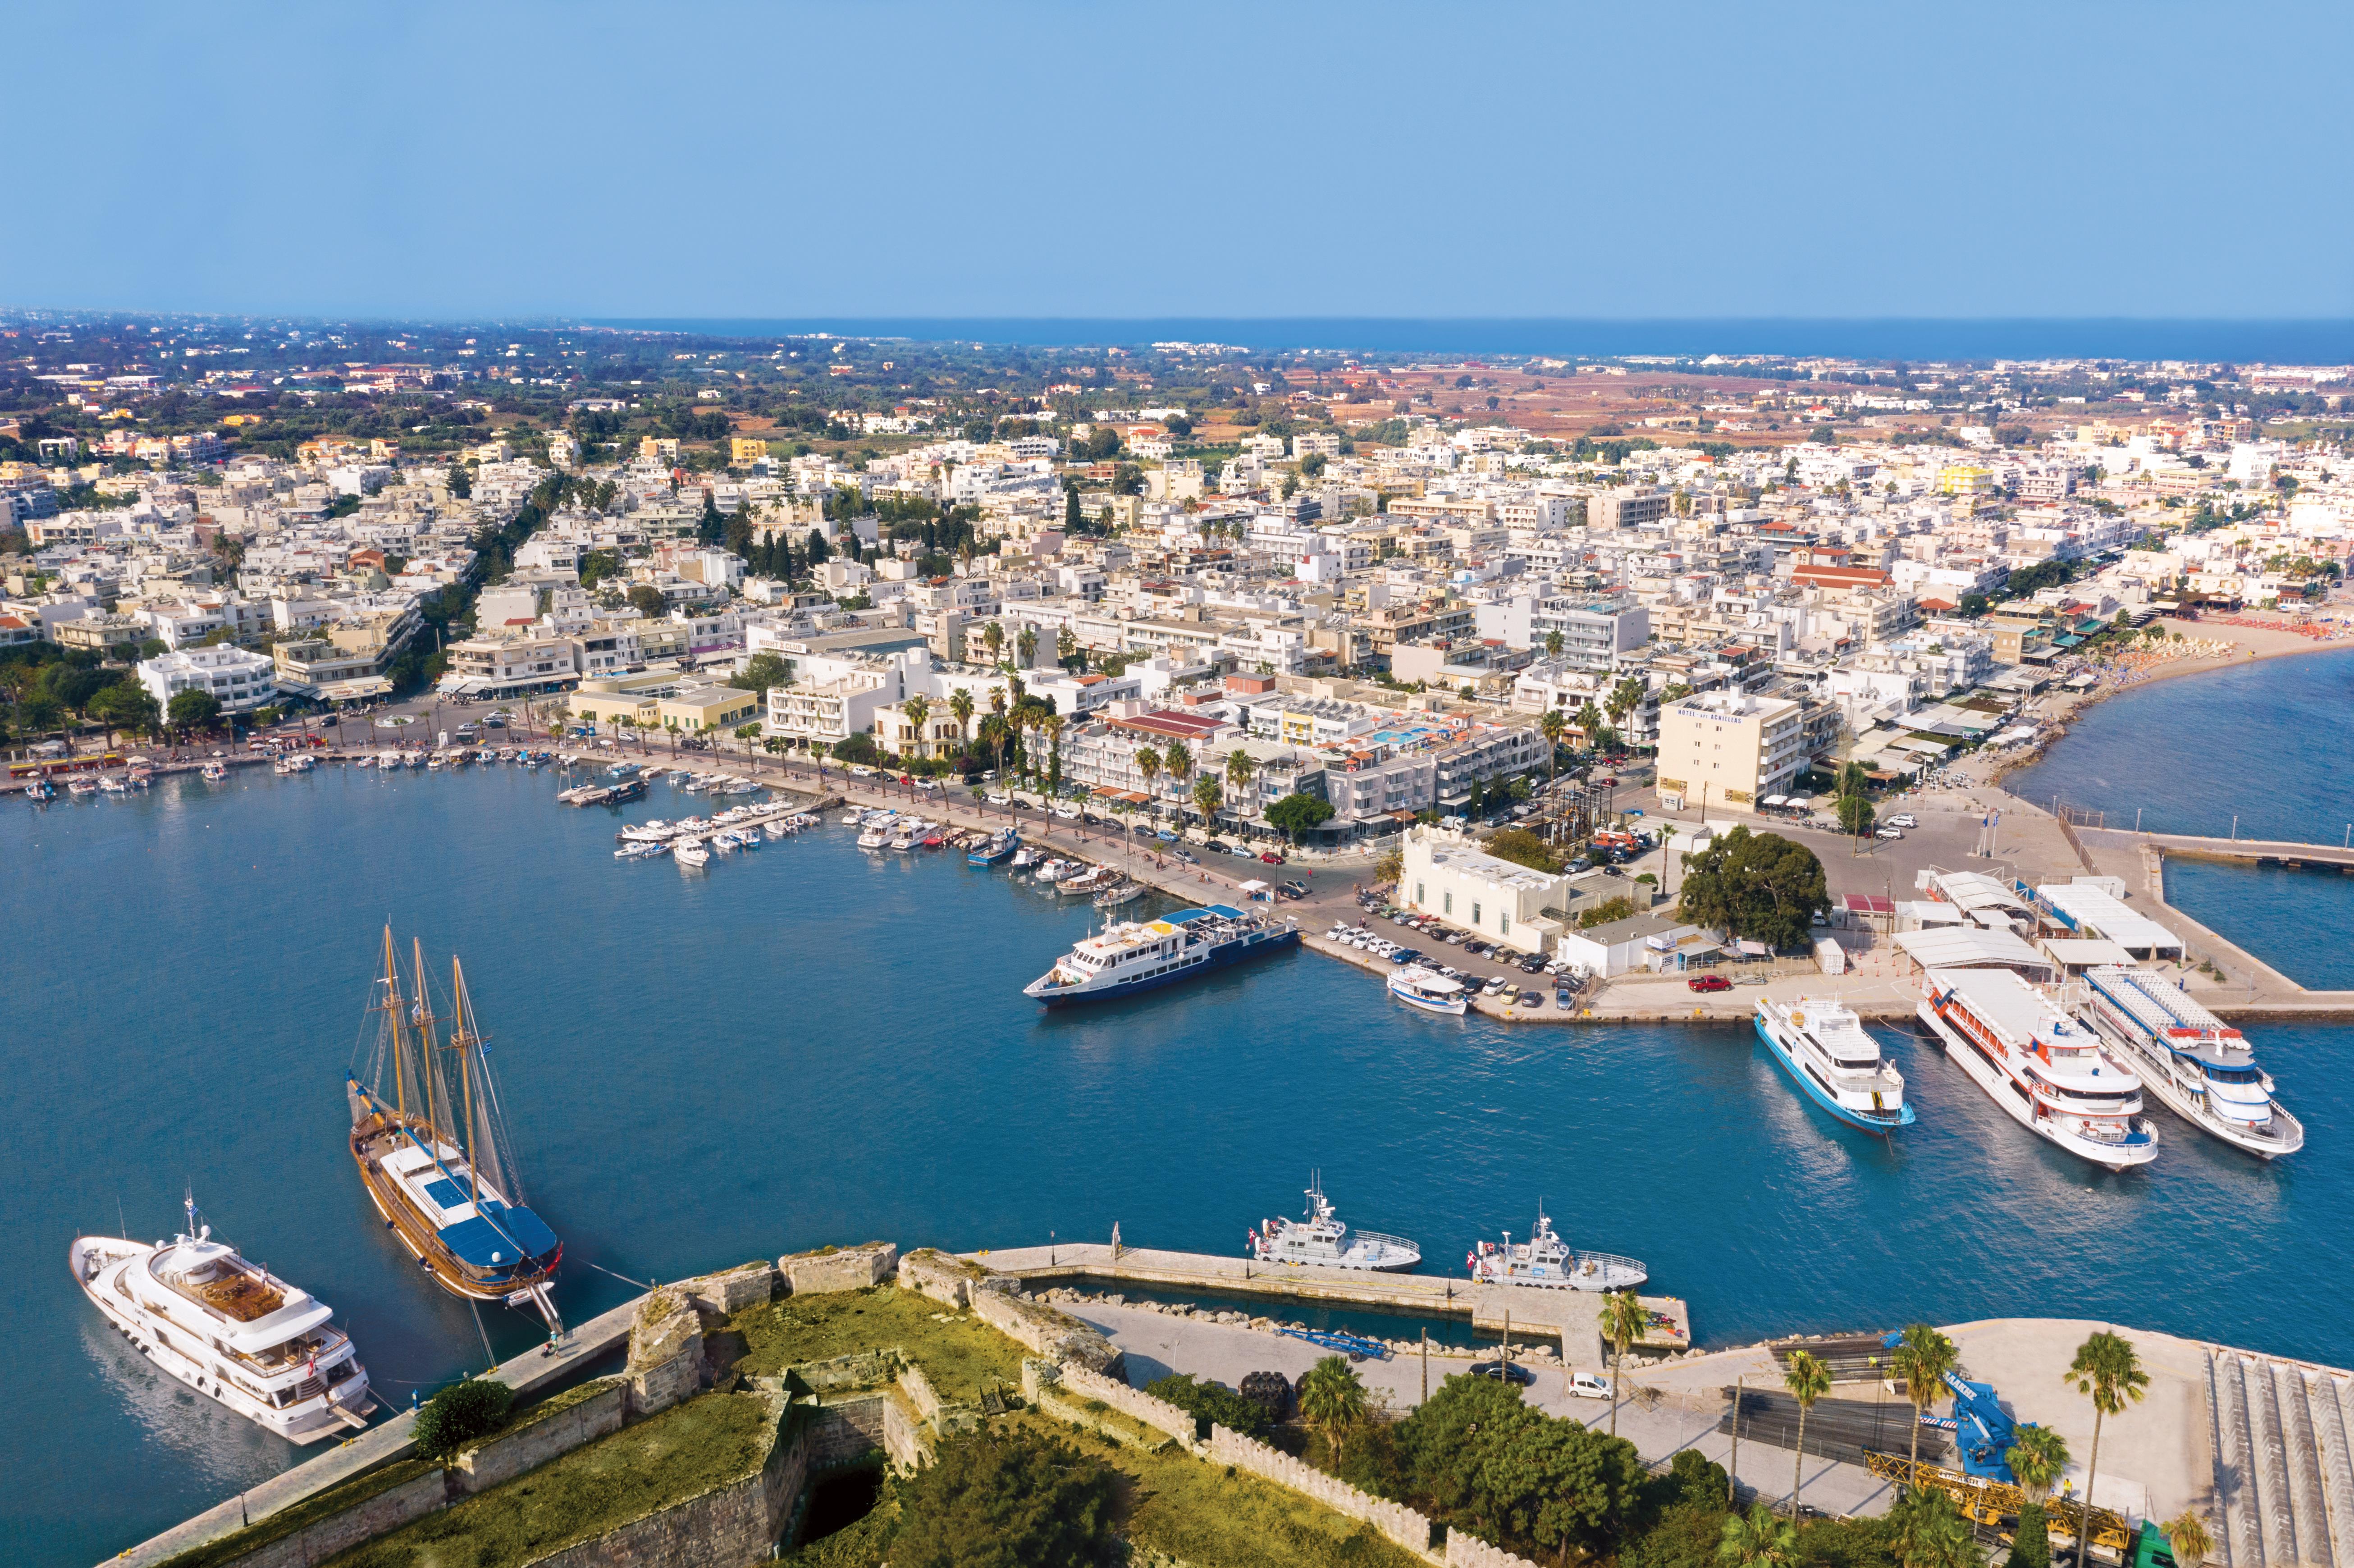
[1865,1454,2135,1554]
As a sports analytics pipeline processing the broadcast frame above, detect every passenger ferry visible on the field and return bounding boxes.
[1388,966,1468,1015]
[1753,996,1914,1134]
[71,1195,374,1443]
[1916,967,2157,1170]
[2079,966,2303,1158]
[1467,1207,1646,1291]
[1023,905,1299,1006]
[1249,1176,1421,1271]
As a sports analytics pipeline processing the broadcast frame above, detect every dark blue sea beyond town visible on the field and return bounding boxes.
[4,736,2351,1563]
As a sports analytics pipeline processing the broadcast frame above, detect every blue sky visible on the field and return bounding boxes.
[10,1,2350,321]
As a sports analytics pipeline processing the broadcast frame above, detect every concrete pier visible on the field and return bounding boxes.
[968,1241,1690,1364]
[110,1291,644,1568]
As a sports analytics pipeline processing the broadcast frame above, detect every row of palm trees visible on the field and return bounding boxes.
[1728,1326,2204,1568]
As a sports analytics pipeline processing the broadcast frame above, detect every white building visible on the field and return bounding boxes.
[138,644,279,714]
[1399,823,1566,955]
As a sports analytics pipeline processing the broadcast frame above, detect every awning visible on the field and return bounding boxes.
[316,676,393,701]
[1842,894,1895,914]
[1238,878,1270,892]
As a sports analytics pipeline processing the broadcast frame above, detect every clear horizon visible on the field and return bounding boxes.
[8,1,2350,323]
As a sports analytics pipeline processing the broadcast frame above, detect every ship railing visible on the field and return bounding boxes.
[1569,1251,1648,1278]
[1352,1229,1419,1253]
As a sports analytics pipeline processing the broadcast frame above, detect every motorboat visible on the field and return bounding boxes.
[1388,967,1467,1016]
[1752,996,1914,1134]
[1467,1208,1646,1291]
[674,840,711,868]
[1250,1176,1420,1272]
[1917,968,2157,1170]
[72,1195,374,1443]
[2080,966,2302,1158]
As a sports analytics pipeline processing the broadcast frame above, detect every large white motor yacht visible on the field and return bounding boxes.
[1917,968,2157,1170]
[71,1197,373,1443]
[1753,995,1914,1134]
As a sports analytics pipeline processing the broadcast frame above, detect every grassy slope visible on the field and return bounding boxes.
[322,1392,776,1568]
[731,1286,1023,1405]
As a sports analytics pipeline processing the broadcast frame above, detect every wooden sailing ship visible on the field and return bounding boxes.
[346,926,562,1329]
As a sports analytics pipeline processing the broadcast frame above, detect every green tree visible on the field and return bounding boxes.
[1192,774,1223,823]
[947,687,975,753]
[1601,1289,1649,1440]
[445,462,471,500]
[1223,747,1257,808]
[1143,1372,1273,1441]
[1400,1375,1537,1525]
[89,680,160,745]
[1890,1324,1960,1488]
[728,652,789,694]
[1298,1354,1370,1469]
[1480,1416,1645,1566]
[2162,1511,2215,1568]
[1486,827,1563,874]
[1781,1349,1830,1518]
[2064,1332,2148,1568]
[1890,1487,1985,1568]
[1265,791,1334,843]
[1719,1504,1797,1568]
[627,584,666,619]
[1545,629,1565,657]
[1576,700,1606,747]
[1538,709,1566,791]
[411,1377,512,1463]
[1838,792,1878,839]
[983,620,1004,663]
[888,1426,1116,1568]
[1016,626,1038,667]
[1676,827,1830,951]
[1163,740,1193,793]
[2007,1423,2071,1568]
[167,689,223,738]
[1041,712,1065,790]
[1135,745,1161,809]
[903,695,932,760]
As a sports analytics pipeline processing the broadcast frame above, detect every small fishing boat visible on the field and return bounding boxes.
[1388,967,1467,1016]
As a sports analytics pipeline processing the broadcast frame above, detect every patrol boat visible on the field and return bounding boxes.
[1753,995,1915,1134]
[1248,1176,1421,1272]
[1022,904,1299,1006]
[1467,1207,1646,1291]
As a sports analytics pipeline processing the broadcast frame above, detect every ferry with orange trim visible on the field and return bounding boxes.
[1916,967,2156,1170]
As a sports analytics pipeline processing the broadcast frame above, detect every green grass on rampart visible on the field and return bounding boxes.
[731,1286,1022,1404]
[321,1390,777,1568]
[154,1459,439,1568]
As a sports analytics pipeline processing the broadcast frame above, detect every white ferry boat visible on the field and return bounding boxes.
[1389,967,1468,1015]
[71,1196,374,1443]
[1467,1207,1646,1291]
[1250,1177,1420,1271]
[1023,905,1300,1006]
[1916,968,2157,1170]
[1753,996,1914,1134]
[2080,966,2303,1158]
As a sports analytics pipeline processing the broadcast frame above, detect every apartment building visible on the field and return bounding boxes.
[1654,690,1806,810]
[137,644,279,713]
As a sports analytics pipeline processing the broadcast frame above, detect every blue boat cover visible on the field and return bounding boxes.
[422,1177,469,1209]
[436,1200,559,1268]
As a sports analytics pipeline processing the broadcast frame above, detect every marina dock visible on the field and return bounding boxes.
[112,1291,644,1568]
[967,1241,1691,1362]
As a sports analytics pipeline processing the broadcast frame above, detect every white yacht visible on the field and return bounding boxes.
[71,1197,373,1444]
[1753,996,1915,1134]
[1250,1177,1421,1271]
[1467,1207,1646,1291]
[2080,966,2303,1158]
[1917,968,2157,1170]
[674,840,711,868]
[1389,967,1468,1015]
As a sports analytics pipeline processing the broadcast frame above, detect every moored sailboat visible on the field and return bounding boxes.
[345,928,562,1329]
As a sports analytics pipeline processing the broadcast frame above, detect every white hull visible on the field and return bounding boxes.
[71,1237,370,1444]
[1916,1002,2156,1170]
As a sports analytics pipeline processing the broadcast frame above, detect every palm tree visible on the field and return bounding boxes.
[2064,1332,2148,1568]
[947,687,974,755]
[1718,1504,1796,1568]
[1016,626,1038,668]
[1135,746,1161,818]
[1890,1323,1960,1489]
[1297,1355,1368,1468]
[1163,740,1193,799]
[1891,1488,1982,1568]
[1575,700,1606,754]
[2008,1422,2071,1568]
[1544,629,1565,658]
[1538,709,1566,795]
[1056,626,1077,668]
[2162,1511,2214,1568]
[1041,713,1066,793]
[1193,774,1222,826]
[901,695,930,762]
[1601,1289,1648,1439]
[1782,1349,1831,1519]
[1224,749,1256,819]
[983,621,1004,664]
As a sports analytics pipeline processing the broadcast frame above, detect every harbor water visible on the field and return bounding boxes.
[5,763,2353,1563]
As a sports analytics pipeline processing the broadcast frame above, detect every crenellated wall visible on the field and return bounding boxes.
[454,1381,626,1496]
[1204,1423,1441,1562]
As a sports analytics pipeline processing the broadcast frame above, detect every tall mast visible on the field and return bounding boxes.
[380,923,410,1119]
[453,955,479,1205]
[411,937,446,1143]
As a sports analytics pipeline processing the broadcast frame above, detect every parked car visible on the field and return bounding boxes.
[1888,813,1919,828]
[1687,974,1733,993]
[1259,851,1286,864]
[1468,1359,1536,1386]
[1567,1371,1613,1400]
[1518,991,1544,1008]
[1875,826,1905,840]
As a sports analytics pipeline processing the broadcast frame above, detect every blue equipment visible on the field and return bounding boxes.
[1275,1326,1393,1361]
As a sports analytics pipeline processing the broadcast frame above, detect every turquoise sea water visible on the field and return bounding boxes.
[5,766,2352,1563]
